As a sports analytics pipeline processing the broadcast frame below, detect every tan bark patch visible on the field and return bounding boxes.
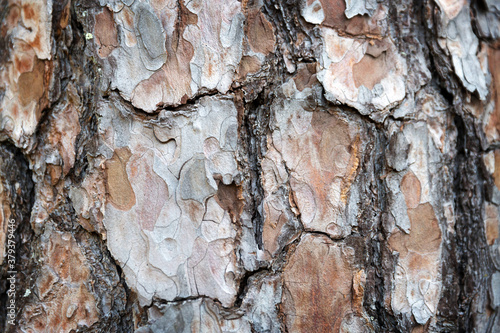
[485,203,499,246]
[353,49,388,89]
[401,171,421,209]
[237,55,261,80]
[388,203,442,262]
[494,150,500,191]
[406,203,442,254]
[105,147,136,211]
[352,269,366,314]
[17,59,45,106]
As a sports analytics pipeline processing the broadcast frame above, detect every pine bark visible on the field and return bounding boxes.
[0,0,499,332]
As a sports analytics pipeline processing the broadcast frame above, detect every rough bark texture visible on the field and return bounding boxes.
[0,0,499,332]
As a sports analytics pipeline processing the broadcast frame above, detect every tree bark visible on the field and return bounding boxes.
[0,0,499,332]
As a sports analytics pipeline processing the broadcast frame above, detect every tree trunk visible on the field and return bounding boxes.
[0,0,499,332]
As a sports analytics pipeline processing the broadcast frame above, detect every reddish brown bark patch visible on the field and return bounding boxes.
[215,182,244,222]
[22,3,36,21]
[27,232,99,332]
[293,63,318,91]
[246,10,275,55]
[94,7,119,58]
[282,234,353,332]
[318,0,383,36]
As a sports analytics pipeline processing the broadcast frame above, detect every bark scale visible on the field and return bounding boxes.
[0,0,499,332]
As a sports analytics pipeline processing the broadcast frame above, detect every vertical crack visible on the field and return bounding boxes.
[242,92,271,250]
